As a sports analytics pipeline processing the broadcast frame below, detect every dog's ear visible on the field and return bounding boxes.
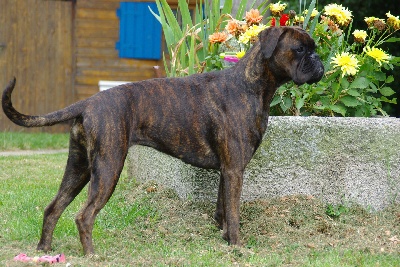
[259,27,285,59]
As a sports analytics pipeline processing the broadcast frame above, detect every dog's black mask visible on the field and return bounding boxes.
[299,52,324,85]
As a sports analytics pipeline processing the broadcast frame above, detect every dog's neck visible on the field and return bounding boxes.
[233,42,282,109]
[235,42,289,90]
[240,43,267,84]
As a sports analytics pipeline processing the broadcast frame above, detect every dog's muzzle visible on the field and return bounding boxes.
[305,53,324,84]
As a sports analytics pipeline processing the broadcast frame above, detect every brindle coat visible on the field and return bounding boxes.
[2,27,324,255]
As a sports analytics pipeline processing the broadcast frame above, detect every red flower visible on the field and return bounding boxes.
[271,14,290,26]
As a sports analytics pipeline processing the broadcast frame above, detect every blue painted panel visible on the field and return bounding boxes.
[116,2,162,60]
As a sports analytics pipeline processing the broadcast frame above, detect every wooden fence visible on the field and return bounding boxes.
[0,0,74,132]
[74,0,164,101]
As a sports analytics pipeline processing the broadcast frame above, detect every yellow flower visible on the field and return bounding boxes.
[270,1,287,17]
[386,11,400,30]
[331,52,359,77]
[236,51,246,59]
[238,25,268,44]
[353,29,367,43]
[303,8,319,19]
[364,46,391,65]
[364,17,378,27]
[294,15,304,23]
[364,17,386,30]
[324,4,353,27]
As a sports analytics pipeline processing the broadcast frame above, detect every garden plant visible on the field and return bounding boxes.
[152,0,400,116]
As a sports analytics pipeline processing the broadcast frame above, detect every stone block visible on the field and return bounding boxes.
[127,117,400,210]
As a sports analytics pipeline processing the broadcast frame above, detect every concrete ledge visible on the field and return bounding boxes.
[127,117,400,210]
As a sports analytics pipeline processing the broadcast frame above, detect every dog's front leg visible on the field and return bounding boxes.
[220,168,243,246]
[214,174,224,230]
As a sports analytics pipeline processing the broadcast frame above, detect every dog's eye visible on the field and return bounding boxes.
[296,46,305,54]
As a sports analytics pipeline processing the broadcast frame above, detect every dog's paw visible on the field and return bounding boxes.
[213,212,223,230]
[36,243,52,253]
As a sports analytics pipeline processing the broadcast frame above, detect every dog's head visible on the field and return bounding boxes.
[259,26,324,85]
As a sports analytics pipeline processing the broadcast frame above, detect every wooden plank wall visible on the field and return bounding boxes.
[0,0,74,133]
[74,0,166,101]
[0,0,196,132]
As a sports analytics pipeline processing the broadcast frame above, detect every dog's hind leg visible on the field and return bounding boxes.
[37,125,90,252]
[75,147,127,255]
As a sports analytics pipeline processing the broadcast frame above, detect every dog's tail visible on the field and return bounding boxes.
[2,77,85,127]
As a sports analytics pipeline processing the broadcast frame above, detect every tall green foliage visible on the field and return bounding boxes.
[150,0,265,77]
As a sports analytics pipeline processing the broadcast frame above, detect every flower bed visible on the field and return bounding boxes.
[153,0,399,116]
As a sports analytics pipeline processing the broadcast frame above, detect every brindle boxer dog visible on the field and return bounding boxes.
[2,27,324,255]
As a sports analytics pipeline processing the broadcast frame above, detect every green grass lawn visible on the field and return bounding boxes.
[0,133,399,266]
[0,131,69,151]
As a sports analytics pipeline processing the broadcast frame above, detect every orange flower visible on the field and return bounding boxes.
[209,32,228,44]
[245,9,263,25]
[226,19,241,35]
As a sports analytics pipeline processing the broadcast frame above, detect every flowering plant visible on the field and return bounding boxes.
[154,0,399,116]
[152,0,267,77]
[270,3,400,116]
[206,1,399,116]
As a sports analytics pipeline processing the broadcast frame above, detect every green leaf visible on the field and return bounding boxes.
[383,63,393,71]
[178,0,193,28]
[270,96,281,107]
[280,96,292,112]
[162,53,172,76]
[340,96,361,107]
[373,71,386,82]
[347,89,361,97]
[308,10,320,34]
[154,0,183,64]
[385,37,400,43]
[385,75,394,83]
[331,82,340,93]
[355,105,370,117]
[210,0,220,32]
[295,97,305,110]
[319,96,331,107]
[380,87,396,97]
[390,56,400,66]
[324,69,341,83]
[159,0,182,39]
[380,96,397,104]
[349,77,369,89]
[284,96,292,107]
[303,0,317,30]
[221,0,233,16]
[368,82,378,93]
[236,0,253,19]
[340,77,349,90]
[313,104,326,110]
[277,85,287,94]
[330,104,347,116]
[188,32,195,75]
